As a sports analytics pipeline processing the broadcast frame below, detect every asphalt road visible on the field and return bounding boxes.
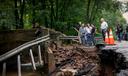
[115,41,128,61]
[104,41,128,76]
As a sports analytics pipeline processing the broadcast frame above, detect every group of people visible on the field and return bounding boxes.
[79,18,108,46]
[116,23,128,41]
[79,17,128,46]
[79,22,95,46]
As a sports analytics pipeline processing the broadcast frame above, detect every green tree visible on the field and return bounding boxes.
[0,0,126,35]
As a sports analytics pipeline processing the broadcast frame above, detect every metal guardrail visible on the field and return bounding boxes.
[59,36,79,40]
[0,34,50,62]
[0,33,50,76]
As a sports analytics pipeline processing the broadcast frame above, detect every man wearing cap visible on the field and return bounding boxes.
[100,18,108,41]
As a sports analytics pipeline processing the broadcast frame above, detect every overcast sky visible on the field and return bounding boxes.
[118,0,128,3]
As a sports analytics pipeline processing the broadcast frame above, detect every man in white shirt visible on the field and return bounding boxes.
[85,24,93,46]
[100,18,108,40]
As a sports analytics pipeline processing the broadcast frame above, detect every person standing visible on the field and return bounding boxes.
[91,24,96,45]
[35,23,42,37]
[85,23,93,46]
[79,23,86,44]
[75,22,82,30]
[126,26,128,41]
[116,24,123,41]
[100,18,108,41]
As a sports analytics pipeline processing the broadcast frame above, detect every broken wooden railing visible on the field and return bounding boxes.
[0,33,50,76]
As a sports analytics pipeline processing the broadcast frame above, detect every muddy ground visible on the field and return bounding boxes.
[50,44,103,76]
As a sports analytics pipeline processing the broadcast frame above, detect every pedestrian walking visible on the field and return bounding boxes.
[100,18,108,41]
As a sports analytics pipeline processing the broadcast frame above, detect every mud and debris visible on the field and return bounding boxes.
[50,44,101,76]
[49,41,128,76]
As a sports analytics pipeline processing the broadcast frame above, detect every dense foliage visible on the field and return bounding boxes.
[0,0,126,35]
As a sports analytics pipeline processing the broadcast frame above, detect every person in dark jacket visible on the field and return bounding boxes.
[35,23,42,37]
[116,24,123,41]
[91,24,96,45]
[125,26,128,41]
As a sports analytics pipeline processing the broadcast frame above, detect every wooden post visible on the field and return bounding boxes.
[48,28,50,36]
[73,27,81,43]
[57,36,62,48]
[44,42,49,76]
[2,62,6,76]
[47,47,56,75]
[45,42,49,64]
[17,55,21,76]
[29,49,36,70]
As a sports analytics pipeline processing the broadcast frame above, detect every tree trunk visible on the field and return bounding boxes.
[86,0,91,23]
[19,0,25,29]
[92,0,100,21]
[40,0,48,27]
[55,0,59,21]
[50,0,54,28]
[14,0,20,29]
[61,0,70,21]
[60,0,67,21]
[89,0,97,23]
[32,0,36,28]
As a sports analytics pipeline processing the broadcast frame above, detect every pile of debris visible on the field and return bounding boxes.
[51,44,101,76]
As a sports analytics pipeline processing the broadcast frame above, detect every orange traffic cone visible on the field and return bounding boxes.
[109,29,115,45]
[105,32,109,44]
